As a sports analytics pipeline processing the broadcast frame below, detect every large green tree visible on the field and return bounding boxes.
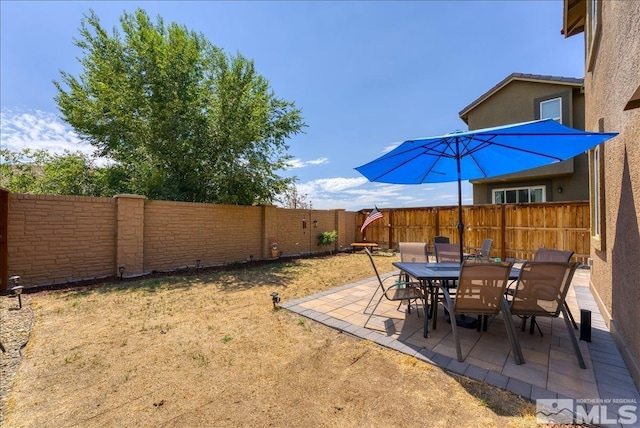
[54,8,305,204]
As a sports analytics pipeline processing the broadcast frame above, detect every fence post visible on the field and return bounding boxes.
[115,194,146,278]
[388,208,394,250]
[500,204,507,261]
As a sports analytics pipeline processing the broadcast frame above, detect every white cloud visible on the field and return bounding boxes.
[287,157,329,169]
[296,175,472,211]
[300,177,368,193]
[382,142,402,153]
[1,109,94,156]
[287,158,306,168]
[307,157,329,165]
[295,177,432,210]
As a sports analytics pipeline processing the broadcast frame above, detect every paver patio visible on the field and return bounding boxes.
[282,265,640,426]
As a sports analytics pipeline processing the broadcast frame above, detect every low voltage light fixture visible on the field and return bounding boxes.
[9,276,23,309]
[270,291,281,308]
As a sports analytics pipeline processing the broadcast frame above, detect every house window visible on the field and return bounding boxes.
[493,186,546,204]
[586,0,601,72]
[590,145,605,250]
[540,98,562,123]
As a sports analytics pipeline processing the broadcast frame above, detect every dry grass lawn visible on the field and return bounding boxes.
[3,252,545,427]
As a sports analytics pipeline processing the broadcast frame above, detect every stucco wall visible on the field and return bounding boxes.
[585,0,640,386]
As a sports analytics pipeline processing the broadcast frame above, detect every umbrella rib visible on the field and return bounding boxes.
[463,134,565,161]
[416,137,459,182]
[459,136,490,178]
[458,134,567,179]
[368,138,460,182]
[365,144,447,182]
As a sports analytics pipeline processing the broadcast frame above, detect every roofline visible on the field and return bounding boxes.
[458,73,584,124]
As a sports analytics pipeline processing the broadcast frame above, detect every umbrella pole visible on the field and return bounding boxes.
[456,141,464,263]
[457,178,464,263]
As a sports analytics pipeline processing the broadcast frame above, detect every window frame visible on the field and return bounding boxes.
[589,145,606,251]
[534,91,571,126]
[540,97,563,124]
[586,0,602,72]
[492,185,546,204]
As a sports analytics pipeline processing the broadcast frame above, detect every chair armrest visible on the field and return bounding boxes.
[382,275,419,289]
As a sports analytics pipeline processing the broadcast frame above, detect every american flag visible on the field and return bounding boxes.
[360,206,383,233]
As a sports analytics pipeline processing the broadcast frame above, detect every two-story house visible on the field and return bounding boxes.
[458,73,587,204]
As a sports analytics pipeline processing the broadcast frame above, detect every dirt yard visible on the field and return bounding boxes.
[1,252,547,427]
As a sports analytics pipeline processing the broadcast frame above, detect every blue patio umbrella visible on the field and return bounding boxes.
[355,119,618,261]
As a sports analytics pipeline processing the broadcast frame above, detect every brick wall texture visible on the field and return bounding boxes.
[5,193,357,288]
[7,194,116,286]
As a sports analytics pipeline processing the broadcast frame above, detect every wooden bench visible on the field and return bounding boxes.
[350,242,379,253]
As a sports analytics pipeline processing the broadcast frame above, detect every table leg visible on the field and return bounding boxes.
[421,280,429,338]
[423,300,429,338]
[429,280,438,331]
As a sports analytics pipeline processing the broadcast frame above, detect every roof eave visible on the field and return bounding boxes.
[562,0,586,38]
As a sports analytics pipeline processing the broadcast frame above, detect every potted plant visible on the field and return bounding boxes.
[317,230,338,254]
[269,238,279,258]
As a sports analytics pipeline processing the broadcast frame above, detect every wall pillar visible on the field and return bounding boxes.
[262,205,278,258]
[115,194,146,277]
[334,209,346,252]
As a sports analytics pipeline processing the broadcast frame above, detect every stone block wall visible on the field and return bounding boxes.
[7,194,116,287]
[4,192,357,289]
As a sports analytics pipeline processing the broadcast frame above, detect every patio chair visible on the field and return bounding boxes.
[398,241,430,289]
[431,242,462,321]
[534,248,574,263]
[466,239,493,261]
[440,261,524,364]
[434,242,461,263]
[531,248,579,331]
[434,236,450,244]
[399,242,429,263]
[509,261,585,369]
[363,248,425,329]
[506,247,579,333]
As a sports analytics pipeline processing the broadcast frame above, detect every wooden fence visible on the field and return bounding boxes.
[356,202,590,263]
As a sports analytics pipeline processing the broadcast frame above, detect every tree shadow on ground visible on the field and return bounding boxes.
[20,253,339,297]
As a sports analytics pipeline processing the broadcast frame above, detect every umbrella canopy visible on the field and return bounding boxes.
[355,119,618,261]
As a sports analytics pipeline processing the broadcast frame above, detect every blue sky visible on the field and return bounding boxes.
[0,1,584,210]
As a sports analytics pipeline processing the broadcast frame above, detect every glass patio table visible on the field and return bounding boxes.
[392,262,521,337]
